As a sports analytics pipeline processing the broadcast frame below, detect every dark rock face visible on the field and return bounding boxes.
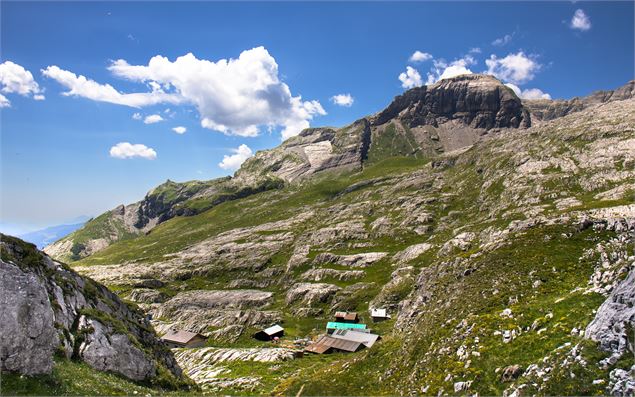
[373,75,530,130]
[133,179,221,229]
[0,234,186,385]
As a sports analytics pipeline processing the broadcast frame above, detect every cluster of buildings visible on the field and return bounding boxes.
[160,308,390,355]
[304,309,389,354]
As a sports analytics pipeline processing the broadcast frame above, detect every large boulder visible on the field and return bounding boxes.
[0,261,57,375]
[585,266,635,364]
[77,317,157,381]
[0,234,186,386]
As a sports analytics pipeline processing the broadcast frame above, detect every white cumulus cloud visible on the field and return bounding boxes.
[505,83,551,100]
[426,56,475,85]
[106,47,325,139]
[399,66,423,89]
[132,112,142,120]
[330,93,354,107]
[485,52,541,85]
[172,126,187,134]
[42,65,183,107]
[570,9,591,31]
[409,51,433,63]
[143,114,163,124]
[0,61,45,106]
[218,144,253,171]
[109,142,157,160]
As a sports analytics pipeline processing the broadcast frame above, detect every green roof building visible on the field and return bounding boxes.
[326,322,368,332]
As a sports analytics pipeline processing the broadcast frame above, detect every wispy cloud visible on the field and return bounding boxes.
[492,34,513,47]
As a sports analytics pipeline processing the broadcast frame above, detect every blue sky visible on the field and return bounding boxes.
[1,1,633,234]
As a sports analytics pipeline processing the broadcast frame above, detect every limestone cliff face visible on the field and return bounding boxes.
[372,74,530,130]
[0,234,187,385]
[234,119,372,184]
[234,75,532,184]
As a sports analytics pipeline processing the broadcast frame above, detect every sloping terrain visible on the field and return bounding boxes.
[44,75,535,262]
[44,177,284,262]
[29,74,635,395]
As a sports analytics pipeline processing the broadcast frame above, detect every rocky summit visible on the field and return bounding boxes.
[5,74,635,396]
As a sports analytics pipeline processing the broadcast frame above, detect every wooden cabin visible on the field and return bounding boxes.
[161,330,207,348]
[334,311,359,323]
[253,324,284,341]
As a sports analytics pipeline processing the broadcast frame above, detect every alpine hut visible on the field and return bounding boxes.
[254,324,284,341]
[161,330,207,348]
[305,335,364,354]
[370,308,391,322]
[334,311,359,323]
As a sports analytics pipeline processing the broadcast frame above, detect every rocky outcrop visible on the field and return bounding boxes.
[372,74,530,130]
[585,266,635,366]
[234,118,372,184]
[174,347,299,365]
[128,288,168,304]
[312,252,388,268]
[158,290,273,311]
[151,290,278,335]
[524,80,635,123]
[285,283,341,306]
[44,177,283,263]
[0,234,186,386]
[76,317,157,381]
[300,268,365,282]
[172,348,299,392]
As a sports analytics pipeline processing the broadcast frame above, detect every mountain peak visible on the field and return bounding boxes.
[373,73,529,130]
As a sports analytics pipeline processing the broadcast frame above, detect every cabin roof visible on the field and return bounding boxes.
[326,322,367,330]
[331,329,380,348]
[262,324,284,335]
[334,311,358,321]
[371,308,388,317]
[307,335,362,353]
[161,330,205,344]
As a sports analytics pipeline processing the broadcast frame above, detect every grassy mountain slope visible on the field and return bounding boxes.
[60,92,635,395]
[13,75,629,395]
